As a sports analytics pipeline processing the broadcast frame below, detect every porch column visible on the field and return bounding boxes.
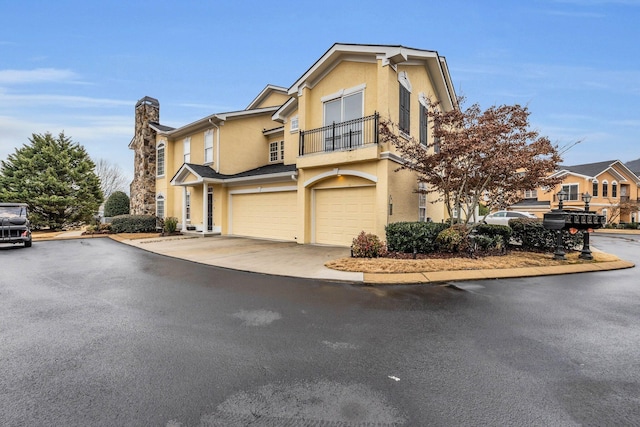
[202,182,207,234]
[182,186,187,231]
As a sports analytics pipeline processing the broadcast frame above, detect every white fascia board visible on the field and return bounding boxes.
[272,97,298,122]
[224,171,298,186]
[246,84,288,110]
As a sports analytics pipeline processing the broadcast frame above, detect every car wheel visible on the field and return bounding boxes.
[24,240,32,248]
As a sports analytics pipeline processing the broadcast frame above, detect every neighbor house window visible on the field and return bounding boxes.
[602,180,608,197]
[157,142,165,177]
[592,180,598,197]
[269,141,284,163]
[290,116,299,132]
[612,181,618,198]
[156,194,165,219]
[419,104,428,146]
[185,192,191,221]
[204,130,213,164]
[418,183,427,222]
[561,184,579,201]
[183,137,191,163]
[524,190,538,199]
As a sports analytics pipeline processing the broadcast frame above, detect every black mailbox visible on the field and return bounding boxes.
[543,210,568,230]
[543,210,605,232]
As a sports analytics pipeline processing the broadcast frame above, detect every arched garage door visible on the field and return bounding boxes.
[230,191,297,241]
[314,186,376,246]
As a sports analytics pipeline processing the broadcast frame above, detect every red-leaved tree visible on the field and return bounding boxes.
[379,97,563,225]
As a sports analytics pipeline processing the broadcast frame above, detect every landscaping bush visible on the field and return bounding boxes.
[164,217,178,233]
[509,218,583,252]
[351,231,387,258]
[474,223,512,245]
[436,224,469,253]
[110,214,157,233]
[385,221,448,254]
[103,191,130,217]
[473,234,503,252]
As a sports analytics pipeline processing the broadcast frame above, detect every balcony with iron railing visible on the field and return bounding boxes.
[298,113,379,157]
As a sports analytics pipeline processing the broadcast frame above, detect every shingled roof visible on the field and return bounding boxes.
[626,158,640,176]
[557,160,619,178]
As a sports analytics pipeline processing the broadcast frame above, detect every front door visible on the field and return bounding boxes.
[207,187,213,231]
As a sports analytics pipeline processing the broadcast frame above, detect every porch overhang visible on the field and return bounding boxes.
[170,163,298,187]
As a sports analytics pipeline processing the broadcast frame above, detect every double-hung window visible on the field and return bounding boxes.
[156,142,165,177]
[204,130,213,164]
[561,184,579,201]
[183,137,191,163]
[322,84,364,150]
[418,183,427,222]
[612,181,618,198]
[524,190,538,199]
[602,181,609,197]
[592,180,598,197]
[156,194,165,219]
[269,141,284,163]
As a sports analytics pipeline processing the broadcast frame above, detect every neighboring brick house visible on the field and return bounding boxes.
[129,43,457,246]
[510,160,640,224]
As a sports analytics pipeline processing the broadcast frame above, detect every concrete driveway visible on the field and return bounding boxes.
[118,235,363,282]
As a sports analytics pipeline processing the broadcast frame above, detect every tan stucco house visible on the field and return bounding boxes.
[510,160,640,224]
[129,43,457,246]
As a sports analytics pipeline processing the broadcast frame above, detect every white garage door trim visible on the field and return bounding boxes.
[312,185,376,246]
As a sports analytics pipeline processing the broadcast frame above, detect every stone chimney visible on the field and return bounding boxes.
[129,96,159,215]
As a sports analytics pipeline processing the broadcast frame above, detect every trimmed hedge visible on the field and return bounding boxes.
[385,221,448,253]
[103,191,130,217]
[509,218,584,252]
[474,223,512,244]
[110,214,158,233]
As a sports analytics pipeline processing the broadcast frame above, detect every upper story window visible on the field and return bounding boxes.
[419,103,428,147]
[269,141,284,163]
[156,142,165,177]
[592,180,598,197]
[290,116,299,132]
[524,190,538,199]
[602,180,609,197]
[204,130,213,164]
[398,71,412,135]
[323,86,364,126]
[561,184,579,201]
[612,181,618,198]
[183,137,191,163]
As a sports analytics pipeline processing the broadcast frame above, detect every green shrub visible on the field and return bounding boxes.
[103,191,130,217]
[474,223,512,244]
[99,223,111,232]
[351,231,387,258]
[436,224,469,253]
[472,234,503,251]
[385,221,448,253]
[164,217,178,233]
[110,214,157,233]
[509,218,583,252]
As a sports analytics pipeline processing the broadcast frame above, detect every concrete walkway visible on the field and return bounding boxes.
[32,230,635,284]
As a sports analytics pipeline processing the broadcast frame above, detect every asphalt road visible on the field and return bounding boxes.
[1,235,639,426]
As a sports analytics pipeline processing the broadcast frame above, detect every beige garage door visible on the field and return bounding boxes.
[314,186,376,246]
[231,191,297,241]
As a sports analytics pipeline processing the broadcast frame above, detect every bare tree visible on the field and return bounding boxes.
[379,96,563,225]
[94,158,128,201]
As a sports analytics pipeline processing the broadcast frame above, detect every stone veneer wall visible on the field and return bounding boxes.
[129,97,159,215]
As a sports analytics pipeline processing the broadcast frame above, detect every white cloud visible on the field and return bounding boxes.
[0,68,80,84]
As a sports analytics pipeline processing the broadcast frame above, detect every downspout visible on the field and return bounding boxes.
[208,118,221,173]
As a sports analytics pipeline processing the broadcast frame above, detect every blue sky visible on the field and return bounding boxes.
[1,0,639,184]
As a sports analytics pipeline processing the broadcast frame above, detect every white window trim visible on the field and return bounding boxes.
[418,183,427,222]
[320,83,366,103]
[183,137,191,164]
[561,183,580,201]
[290,115,299,132]
[156,142,165,177]
[204,129,214,164]
[269,140,284,163]
[398,71,412,93]
[156,194,165,219]
[611,181,618,198]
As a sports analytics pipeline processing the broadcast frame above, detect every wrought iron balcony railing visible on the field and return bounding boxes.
[299,113,379,156]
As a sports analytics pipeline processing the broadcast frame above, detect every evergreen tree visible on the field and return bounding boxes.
[0,132,104,229]
[103,191,130,217]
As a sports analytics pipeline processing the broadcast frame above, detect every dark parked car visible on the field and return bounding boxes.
[0,203,32,247]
